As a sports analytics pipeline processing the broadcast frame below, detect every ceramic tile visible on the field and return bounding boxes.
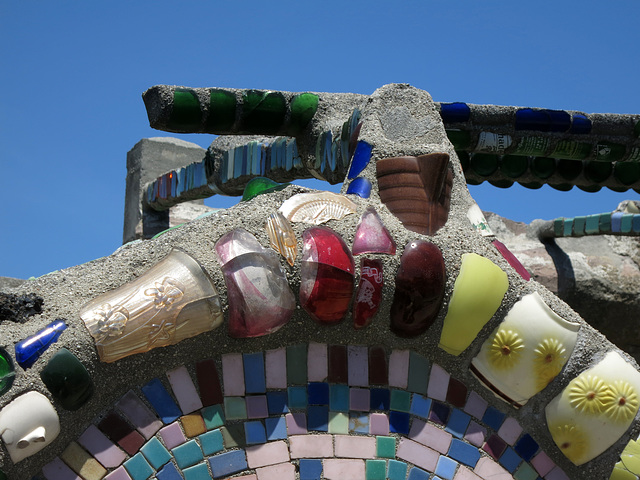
[545,466,570,480]
[498,446,522,473]
[350,387,370,411]
[448,438,481,468]
[445,409,471,439]
[183,463,212,480]
[78,424,127,468]
[366,459,387,480]
[370,388,390,411]
[98,411,145,456]
[196,359,223,407]
[376,436,396,458]
[335,434,376,458]
[244,352,266,394]
[369,413,389,435]
[256,462,296,480]
[409,418,452,454]
[436,455,458,480]
[452,465,482,480]
[287,386,308,409]
[447,378,468,408]
[123,453,154,480]
[265,348,287,389]
[530,451,555,476]
[199,429,224,455]
[410,394,432,419]
[482,406,505,431]
[350,412,370,433]
[513,462,538,480]
[483,434,507,460]
[266,391,289,415]
[390,389,411,413]
[329,345,348,383]
[286,412,308,435]
[308,382,330,405]
[208,450,248,478]
[158,421,186,450]
[368,346,388,385]
[348,345,368,386]
[463,421,486,448]
[116,390,162,439]
[308,405,329,431]
[222,353,245,396]
[463,391,488,420]
[244,420,267,444]
[407,467,430,480]
[246,395,269,418]
[61,441,107,480]
[387,460,408,480]
[326,411,348,434]
[141,378,181,424]
[323,459,365,479]
[408,351,429,395]
[498,417,523,445]
[181,413,206,437]
[429,401,451,425]
[224,396,247,420]
[172,439,204,469]
[201,404,225,430]
[265,416,288,440]
[473,457,512,480]
[396,438,439,472]
[289,434,334,458]
[308,343,328,382]
[388,350,410,388]
[167,365,203,414]
[428,364,450,401]
[246,440,290,468]
[42,457,83,480]
[299,458,323,480]
[104,466,133,480]
[286,344,307,385]
[220,424,245,448]
[330,384,350,412]
[513,433,539,462]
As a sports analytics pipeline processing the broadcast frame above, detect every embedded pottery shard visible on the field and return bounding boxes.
[14,319,67,369]
[80,248,223,363]
[352,207,397,256]
[467,203,494,237]
[376,153,453,235]
[265,211,297,266]
[279,192,357,225]
[439,253,509,356]
[471,292,579,407]
[353,258,384,329]
[545,351,640,465]
[0,391,60,463]
[390,240,446,337]
[40,348,94,411]
[300,226,355,324]
[215,229,295,337]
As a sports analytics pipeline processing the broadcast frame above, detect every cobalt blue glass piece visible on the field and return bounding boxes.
[498,446,523,473]
[265,416,287,440]
[515,108,549,131]
[346,177,372,198]
[514,433,539,462]
[243,352,266,394]
[307,405,329,431]
[141,378,181,423]
[14,319,67,369]
[267,391,289,415]
[481,406,505,431]
[308,382,330,405]
[244,420,267,444]
[444,409,471,439]
[570,114,592,134]
[370,388,390,410]
[347,141,373,179]
[330,384,349,412]
[440,103,471,123]
[300,459,323,480]
[389,411,410,434]
[208,450,248,478]
[429,401,450,426]
[547,110,571,132]
[447,438,481,468]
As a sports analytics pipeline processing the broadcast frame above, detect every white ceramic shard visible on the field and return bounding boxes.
[278,192,357,224]
[545,351,640,465]
[471,292,579,407]
[0,391,60,463]
[265,211,297,266]
[467,203,494,237]
[79,248,223,363]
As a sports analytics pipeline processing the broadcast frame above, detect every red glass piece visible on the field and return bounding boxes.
[492,239,531,281]
[300,227,355,324]
[391,240,446,337]
[353,258,384,329]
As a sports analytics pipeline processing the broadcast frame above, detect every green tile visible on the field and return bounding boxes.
[553,218,564,236]
[328,411,349,434]
[169,88,201,131]
[376,436,396,458]
[407,351,429,395]
[223,397,247,420]
[206,89,236,132]
[202,404,225,430]
[514,461,539,480]
[585,214,600,234]
[241,90,286,135]
[390,390,411,413]
[622,214,634,233]
[366,459,387,480]
[573,216,586,236]
[562,218,573,237]
[286,344,307,385]
[599,213,612,233]
[40,348,93,410]
[289,93,318,135]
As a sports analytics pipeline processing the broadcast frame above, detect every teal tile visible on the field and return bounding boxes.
[202,404,225,429]
[376,436,396,458]
[585,214,600,234]
[140,437,171,469]
[573,216,586,236]
[387,460,408,480]
[390,389,411,413]
[183,462,212,480]
[366,459,386,480]
[124,453,154,480]
[563,218,573,236]
[199,429,224,456]
[330,384,349,412]
[286,344,307,384]
[172,439,204,469]
[224,397,247,420]
[288,386,308,409]
[599,213,612,233]
[622,213,634,233]
[407,351,429,395]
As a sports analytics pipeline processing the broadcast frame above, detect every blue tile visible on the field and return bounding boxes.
[389,411,410,434]
[370,388,390,410]
[308,382,330,405]
[172,440,204,469]
[447,438,480,468]
[445,409,471,439]
[407,467,430,480]
[387,460,408,480]
[308,406,329,431]
[141,378,181,423]
[265,416,287,440]
[349,413,369,433]
[429,401,450,425]
[435,455,458,480]
[612,212,624,233]
[199,429,224,456]
[267,391,289,415]
[123,453,154,480]
[288,386,308,409]
[482,406,505,431]
[140,437,171,469]
[299,458,323,480]
[410,395,432,419]
[183,462,212,480]
[514,433,539,462]
[209,450,248,478]
[499,446,523,473]
[633,214,640,233]
[244,420,267,444]
[156,462,182,480]
[330,384,349,412]
[243,352,266,394]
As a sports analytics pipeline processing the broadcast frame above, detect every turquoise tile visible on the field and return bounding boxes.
[330,384,349,412]
[622,214,634,233]
[573,216,586,236]
[199,429,224,456]
[183,462,212,480]
[390,389,411,413]
[366,459,386,480]
[599,213,612,233]
[202,404,225,430]
[585,214,600,234]
[140,437,171,469]
[563,218,573,236]
[387,460,408,480]
[288,386,308,409]
[172,439,204,469]
[123,453,154,480]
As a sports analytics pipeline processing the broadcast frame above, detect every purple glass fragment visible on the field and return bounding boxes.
[352,207,397,255]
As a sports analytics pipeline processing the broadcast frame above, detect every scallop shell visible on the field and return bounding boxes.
[278,192,357,224]
[266,211,297,266]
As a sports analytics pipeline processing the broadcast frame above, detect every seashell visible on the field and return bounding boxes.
[265,211,297,266]
[279,192,357,225]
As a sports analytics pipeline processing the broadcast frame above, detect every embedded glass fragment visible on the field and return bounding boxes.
[439,253,509,356]
[40,348,94,411]
[241,90,286,135]
[289,93,319,135]
[0,391,60,463]
[265,211,297,266]
[300,226,355,324]
[346,177,372,198]
[14,319,67,369]
[0,347,14,396]
[492,239,531,281]
[352,207,397,256]
[242,177,289,202]
[390,240,446,337]
[471,292,579,407]
[279,192,357,225]
[80,249,223,363]
[545,351,640,465]
[353,258,384,329]
[215,229,295,337]
[347,141,373,179]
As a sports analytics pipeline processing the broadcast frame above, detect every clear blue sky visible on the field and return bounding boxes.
[2,1,639,279]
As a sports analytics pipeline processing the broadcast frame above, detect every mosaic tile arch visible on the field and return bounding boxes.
[2,83,640,480]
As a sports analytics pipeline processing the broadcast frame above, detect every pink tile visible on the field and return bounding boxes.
[246,395,269,418]
[531,450,555,476]
[42,457,82,480]
[388,350,410,388]
[546,466,570,480]
[158,421,186,449]
[246,441,290,468]
[116,390,162,439]
[408,418,452,454]
[289,434,334,458]
[497,416,522,445]
[166,365,203,414]
[427,364,449,401]
[369,413,389,435]
[348,345,368,387]
[286,413,307,435]
[237,476,258,480]
[473,457,512,480]
[334,435,376,458]
[256,462,296,480]
[396,438,438,472]
[308,343,328,382]
[349,388,370,411]
[463,391,488,419]
[453,465,482,480]
[222,353,245,395]
[104,466,132,480]
[265,348,287,389]
[463,421,486,448]
[323,459,365,479]
[78,424,127,468]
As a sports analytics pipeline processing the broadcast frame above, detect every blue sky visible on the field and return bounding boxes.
[2,1,639,279]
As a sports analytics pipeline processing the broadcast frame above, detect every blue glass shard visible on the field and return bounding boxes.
[570,114,592,134]
[329,137,338,172]
[611,211,623,232]
[440,103,470,123]
[170,171,177,197]
[261,143,268,176]
[546,110,571,132]
[349,109,361,135]
[285,139,294,170]
[347,141,373,179]
[15,319,67,369]
[251,142,260,175]
[346,177,372,198]
[292,141,303,169]
[234,146,243,179]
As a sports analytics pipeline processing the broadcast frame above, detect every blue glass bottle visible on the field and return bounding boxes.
[14,319,67,369]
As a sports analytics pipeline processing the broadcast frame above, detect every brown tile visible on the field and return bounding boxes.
[181,413,206,437]
[97,411,144,456]
[328,345,348,383]
[196,358,223,406]
[446,377,468,408]
[61,441,107,480]
[368,346,388,385]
